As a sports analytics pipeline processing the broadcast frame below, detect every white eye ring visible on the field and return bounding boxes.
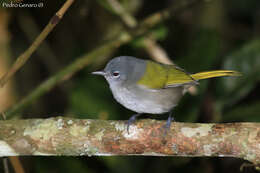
[112,71,120,78]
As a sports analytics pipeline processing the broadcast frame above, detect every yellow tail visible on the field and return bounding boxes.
[191,70,241,81]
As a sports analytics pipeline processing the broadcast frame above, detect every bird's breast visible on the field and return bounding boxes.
[109,84,184,114]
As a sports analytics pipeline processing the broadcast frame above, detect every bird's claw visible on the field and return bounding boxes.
[126,113,141,134]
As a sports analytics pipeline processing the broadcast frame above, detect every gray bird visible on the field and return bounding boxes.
[92,56,240,131]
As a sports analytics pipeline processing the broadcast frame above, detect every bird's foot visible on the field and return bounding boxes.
[126,113,141,134]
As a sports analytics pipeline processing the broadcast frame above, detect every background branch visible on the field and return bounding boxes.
[0,0,75,88]
[3,157,9,173]
[106,0,173,65]
[0,117,259,165]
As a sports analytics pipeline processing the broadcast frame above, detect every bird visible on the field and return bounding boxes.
[92,56,240,132]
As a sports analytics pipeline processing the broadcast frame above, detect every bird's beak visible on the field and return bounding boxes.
[92,71,106,76]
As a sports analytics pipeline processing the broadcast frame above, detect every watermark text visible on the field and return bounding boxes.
[2,1,44,8]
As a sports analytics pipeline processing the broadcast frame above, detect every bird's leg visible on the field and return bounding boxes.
[165,112,174,129]
[164,111,175,134]
[126,113,142,134]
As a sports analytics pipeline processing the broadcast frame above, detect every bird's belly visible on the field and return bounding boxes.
[110,85,184,114]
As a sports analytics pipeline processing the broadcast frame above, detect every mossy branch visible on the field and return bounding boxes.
[0,117,259,165]
[0,0,75,88]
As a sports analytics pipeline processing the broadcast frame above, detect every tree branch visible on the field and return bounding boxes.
[0,117,259,164]
[0,0,75,88]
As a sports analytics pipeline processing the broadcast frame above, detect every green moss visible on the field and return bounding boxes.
[69,124,90,137]
[23,119,59,141]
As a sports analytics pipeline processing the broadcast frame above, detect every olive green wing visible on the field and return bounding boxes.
[165,65,197,88]
[137,61,196,89]
[137,61,168,89]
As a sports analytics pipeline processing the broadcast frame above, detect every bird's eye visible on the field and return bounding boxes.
[112,71,120,78]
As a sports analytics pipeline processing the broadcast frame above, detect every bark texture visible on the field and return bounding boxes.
[0,117,259,164]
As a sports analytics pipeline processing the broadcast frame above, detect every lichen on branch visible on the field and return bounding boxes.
[0,117,259,164]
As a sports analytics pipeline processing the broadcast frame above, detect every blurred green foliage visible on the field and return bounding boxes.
[1,0,260,172]
[130,25,169,48]
[220,40,260,104]
[68,73,131,120]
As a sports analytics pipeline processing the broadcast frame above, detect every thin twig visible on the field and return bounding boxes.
[1,112,6,120]
[9,157,25,173]
[0,0,75,88]
[142,38,173,64]
[1,114,9,173]
[0,117,259,165]
[106,0,137,27]
[4,0,199,118]
[3,158,9,173]
[18,13,61,73]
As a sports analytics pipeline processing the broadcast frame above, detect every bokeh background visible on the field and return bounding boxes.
[0,0,260,172]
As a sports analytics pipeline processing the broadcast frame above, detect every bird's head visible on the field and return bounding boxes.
[92,56,146,87]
